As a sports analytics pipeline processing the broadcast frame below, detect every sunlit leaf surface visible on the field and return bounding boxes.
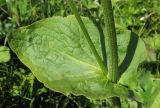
[9,15,147,100]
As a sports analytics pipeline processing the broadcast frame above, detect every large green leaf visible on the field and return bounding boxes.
[8,15,146,100]
[8,16,149,101]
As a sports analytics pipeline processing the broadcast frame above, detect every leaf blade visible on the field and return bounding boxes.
[9,15,125,99]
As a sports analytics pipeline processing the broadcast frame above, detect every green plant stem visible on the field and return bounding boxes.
[102,0,120,107]
[67,0,107,75]
[101,0,118,83]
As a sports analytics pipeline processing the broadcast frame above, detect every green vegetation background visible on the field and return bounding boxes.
[0,0,160,107]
